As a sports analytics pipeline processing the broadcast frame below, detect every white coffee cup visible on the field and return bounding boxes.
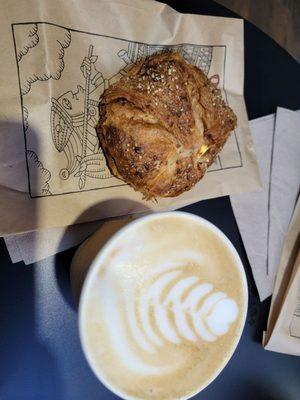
[71,211,248,400]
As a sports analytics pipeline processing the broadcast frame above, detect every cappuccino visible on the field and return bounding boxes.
[79,212,247,399]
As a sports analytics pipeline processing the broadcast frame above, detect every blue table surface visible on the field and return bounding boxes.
[1,198,300,400]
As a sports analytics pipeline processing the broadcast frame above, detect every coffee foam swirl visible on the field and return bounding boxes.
[96,245,239,376]
[82,215,246,399]
[137,269,238,347]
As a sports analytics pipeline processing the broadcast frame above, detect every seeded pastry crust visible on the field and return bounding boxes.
[96,52,237,198]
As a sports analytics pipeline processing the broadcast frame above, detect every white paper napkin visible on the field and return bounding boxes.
[231,108,300,301]
[4,220,103,265]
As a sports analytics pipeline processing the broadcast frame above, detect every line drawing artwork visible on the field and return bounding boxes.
[50,44,112,190]
[26,150,52,196]
[12,22,243,198]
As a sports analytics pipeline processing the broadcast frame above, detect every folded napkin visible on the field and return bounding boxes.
[231,108,300,301]
[4,220,103,265]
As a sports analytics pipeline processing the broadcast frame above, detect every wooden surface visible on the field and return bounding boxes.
[216,0,300,63]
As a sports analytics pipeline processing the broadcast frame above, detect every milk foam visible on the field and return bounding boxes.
[96,240,239,375]
[82,214,246,400]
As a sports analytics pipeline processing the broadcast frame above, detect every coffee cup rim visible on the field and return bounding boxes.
[78,211,248,400]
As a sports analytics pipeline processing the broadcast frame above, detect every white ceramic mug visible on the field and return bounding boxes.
[70,212,248,400]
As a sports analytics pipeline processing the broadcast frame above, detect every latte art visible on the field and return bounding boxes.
[81,214,247,400]
[131,268,238,354]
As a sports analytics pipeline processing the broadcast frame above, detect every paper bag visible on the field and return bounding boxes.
[0,0,260,235]
[263,197,300,355]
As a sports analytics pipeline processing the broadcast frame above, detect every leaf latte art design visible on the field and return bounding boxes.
[126,269,239,354]
[83,215,246,395]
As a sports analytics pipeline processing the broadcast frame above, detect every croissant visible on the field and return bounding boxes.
[96,52,237,198]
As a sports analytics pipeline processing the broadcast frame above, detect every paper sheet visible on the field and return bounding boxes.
[4,219,103,265]
[231,108,300,301]
[5,108,299,280]
[4,211,143,265]
[268,109,300,290]
[263,197,300,355]
[0,0,260,236]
